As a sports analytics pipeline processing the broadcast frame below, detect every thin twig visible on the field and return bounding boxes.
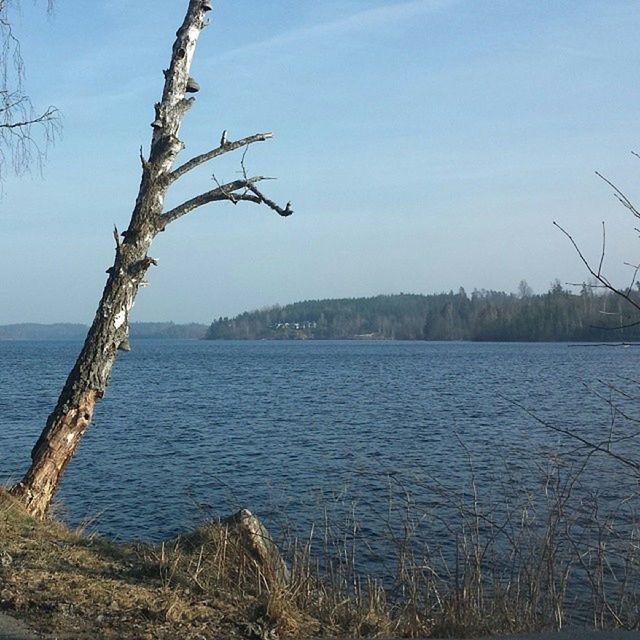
[168,132,273,184]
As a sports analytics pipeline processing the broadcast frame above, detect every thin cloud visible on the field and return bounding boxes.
[209,0,457,62]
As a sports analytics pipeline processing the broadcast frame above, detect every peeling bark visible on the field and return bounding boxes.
[11,0,292,517]
[11,390,98,518]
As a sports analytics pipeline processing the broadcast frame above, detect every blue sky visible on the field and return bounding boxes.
[2,0,640,323]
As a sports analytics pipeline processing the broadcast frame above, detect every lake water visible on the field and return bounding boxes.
[2,340,640,581]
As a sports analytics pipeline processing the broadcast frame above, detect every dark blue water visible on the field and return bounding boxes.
[2,340,639,573]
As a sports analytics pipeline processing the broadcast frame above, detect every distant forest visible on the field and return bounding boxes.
[0,322,207,341]
[206,282,640,342]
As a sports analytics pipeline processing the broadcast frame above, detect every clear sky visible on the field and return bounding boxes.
[2,0,640,324]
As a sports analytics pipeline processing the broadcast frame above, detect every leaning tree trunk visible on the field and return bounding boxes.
[11,0,291,518]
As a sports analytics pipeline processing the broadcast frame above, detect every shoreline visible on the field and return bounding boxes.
[2,488,640,639]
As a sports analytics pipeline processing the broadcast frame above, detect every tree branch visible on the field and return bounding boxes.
[553,220,640,315]
[0,4,60,180]
[504,395,640,474]
[167,131,273,184]
[0,104,58,129]
[595,170,640,220]
[158,175,292,228]
[245,182,293,217]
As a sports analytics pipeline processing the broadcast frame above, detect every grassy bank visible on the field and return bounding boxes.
[0,489,258,638]
[0,488,394,639]
[2,468,640,640]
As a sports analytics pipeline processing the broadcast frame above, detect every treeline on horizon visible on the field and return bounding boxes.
[0,322,207,341]
[206,281,640,342]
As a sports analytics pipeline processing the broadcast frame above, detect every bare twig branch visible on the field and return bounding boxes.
[591,319,640,331]
[240,144,249,180]
[0,2,60,180]
[0,107,57,129]
[504,396,640,474]
[565,282,608,289]
[160,161,293,227]
[595,171,640,220]
[159,176,283,227]
[210,171,273,203]
[598,221,606,277]
[553,221,640,315]
[623,262,640,297]
[168,132,273,184]
[245,182,294,217]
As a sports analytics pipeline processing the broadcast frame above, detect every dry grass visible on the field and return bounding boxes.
[0,488,384,639]
[0,489,269,639]
[2,463,640,640]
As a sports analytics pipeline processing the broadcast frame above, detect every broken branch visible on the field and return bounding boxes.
[168,132,273,184]
[159,175,292,228]
[245,182,293,217]
[159,177,266,227]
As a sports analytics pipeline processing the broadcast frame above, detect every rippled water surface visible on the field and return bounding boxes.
[2,340,639,567]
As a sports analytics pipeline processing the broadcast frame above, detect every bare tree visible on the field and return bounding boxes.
[10,0,292,517]
[0,0,59,180]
